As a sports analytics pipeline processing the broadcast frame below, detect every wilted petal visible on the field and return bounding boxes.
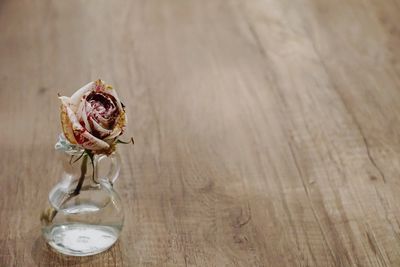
[60,105,77,144]
[70,81,96,107]
[104,111,126,141]
[77,99,92,132]
[65,104,110,151]
[95,81,124,113]
[78,131,111,151]
[89,115,113,138]
[59,96,71,106]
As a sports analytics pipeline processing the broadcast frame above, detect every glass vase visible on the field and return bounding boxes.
[40,135,124,256]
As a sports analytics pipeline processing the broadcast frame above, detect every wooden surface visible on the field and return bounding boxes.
[1,0,400,266]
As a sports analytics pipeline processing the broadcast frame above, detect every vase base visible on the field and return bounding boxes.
[44,223,120,256]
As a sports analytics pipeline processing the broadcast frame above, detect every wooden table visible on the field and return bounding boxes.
[1,0,400,266]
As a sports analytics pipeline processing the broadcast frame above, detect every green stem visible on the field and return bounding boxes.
[41,153,90,224]
[72,154,88,196]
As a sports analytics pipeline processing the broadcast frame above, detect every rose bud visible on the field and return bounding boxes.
[59,79,127,154]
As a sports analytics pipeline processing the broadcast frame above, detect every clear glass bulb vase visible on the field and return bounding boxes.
[40,135,124,256]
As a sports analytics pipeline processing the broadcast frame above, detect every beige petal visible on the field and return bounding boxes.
[104,111,127,141]
[70,81,96,107]
[89,116,113,137]
[65,104,110,151]
[80,131,111,151]
[77,99,92,132]
[60,105,78,144]
[59,96,71,106]
[96,81,124,113]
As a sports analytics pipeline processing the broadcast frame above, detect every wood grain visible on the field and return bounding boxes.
[1,0,400,266]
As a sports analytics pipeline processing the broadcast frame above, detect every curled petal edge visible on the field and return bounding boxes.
[64,104,110,151]
[60,105,78,144]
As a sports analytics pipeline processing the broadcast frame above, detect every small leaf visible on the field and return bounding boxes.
[71,151,86,164]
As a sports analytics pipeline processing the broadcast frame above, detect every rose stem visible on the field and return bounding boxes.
[41,154,89,224]
[72,154,88,195]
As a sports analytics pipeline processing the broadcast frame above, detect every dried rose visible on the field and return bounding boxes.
[59,79,127,154]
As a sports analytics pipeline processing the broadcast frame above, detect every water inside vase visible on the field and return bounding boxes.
[42,182,124,256]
